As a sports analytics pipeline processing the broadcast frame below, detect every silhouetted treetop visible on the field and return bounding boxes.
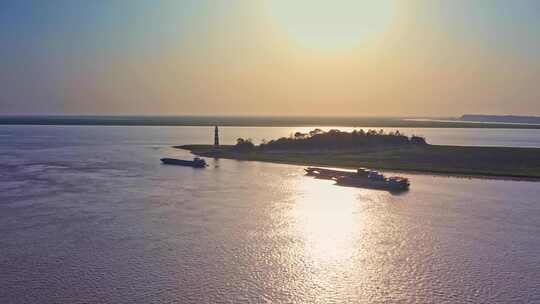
[233,137,255,151]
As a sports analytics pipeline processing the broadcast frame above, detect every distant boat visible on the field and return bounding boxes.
[161,157,207,168]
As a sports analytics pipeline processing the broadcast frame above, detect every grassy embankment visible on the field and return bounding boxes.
[178,144,540,179]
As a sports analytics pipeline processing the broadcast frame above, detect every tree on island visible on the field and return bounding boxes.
[233,138,255,152]
[294,132,307,140]
[410,135,427,145]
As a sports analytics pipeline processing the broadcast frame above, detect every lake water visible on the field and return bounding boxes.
[1,125,540,303]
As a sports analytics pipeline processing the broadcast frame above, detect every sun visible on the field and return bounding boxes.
[265,0,398,51]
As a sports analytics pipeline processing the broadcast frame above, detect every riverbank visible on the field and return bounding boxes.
[3,115,540,129]
[178,144,540,180]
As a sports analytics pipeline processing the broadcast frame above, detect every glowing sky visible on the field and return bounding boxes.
[1,0,539,116]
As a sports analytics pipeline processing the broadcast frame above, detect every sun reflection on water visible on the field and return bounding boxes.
[274,169,395,301]
[290,176,377,270]
[294,180,358,264]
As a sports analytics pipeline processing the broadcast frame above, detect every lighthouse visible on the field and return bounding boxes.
[214,126,219,147]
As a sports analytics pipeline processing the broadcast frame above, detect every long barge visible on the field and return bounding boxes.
[161,157,207,168]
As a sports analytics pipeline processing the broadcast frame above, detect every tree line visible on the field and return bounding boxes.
[233,129,427,151]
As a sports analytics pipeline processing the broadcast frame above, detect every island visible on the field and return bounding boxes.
[177,129,540,179]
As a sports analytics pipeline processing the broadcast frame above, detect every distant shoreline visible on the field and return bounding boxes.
[460,114,540,125]
[178,144,540,181]
[2,115,540,129]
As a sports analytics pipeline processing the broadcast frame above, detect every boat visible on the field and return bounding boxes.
[336,168,410,191]
[305,167,410,191]
[160,157,207,168]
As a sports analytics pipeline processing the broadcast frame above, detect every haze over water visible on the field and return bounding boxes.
[2,126,540,303]
[3,0,540,302]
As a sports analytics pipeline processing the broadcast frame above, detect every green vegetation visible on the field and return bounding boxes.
[177,129,540,179]
[258,128,426,150]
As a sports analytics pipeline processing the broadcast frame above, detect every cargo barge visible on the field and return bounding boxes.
[305,167,410,191]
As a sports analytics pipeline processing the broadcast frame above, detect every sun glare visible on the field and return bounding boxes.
[292,177,360,263]
[266,0,398,51]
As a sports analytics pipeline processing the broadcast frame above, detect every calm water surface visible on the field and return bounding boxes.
[1,126,540,303]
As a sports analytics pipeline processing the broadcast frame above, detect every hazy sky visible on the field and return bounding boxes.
[1,0,539,116]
